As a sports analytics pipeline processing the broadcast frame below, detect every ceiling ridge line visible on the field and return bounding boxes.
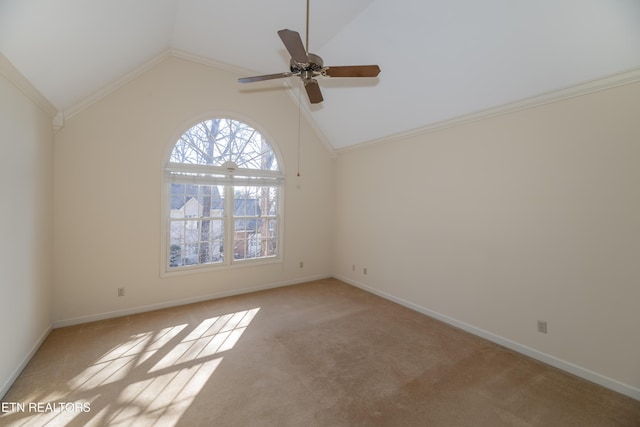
[170,49,259,77]
[336,66,640,154]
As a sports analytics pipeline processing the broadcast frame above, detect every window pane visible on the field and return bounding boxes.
[234,186,278,217]
[171,184,223,219]
[169,218,225,267]
[170,119,279,171]
[169,182,225,267]
[232,185,279,261]
[166,118,282,271]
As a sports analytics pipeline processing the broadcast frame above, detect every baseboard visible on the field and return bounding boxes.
[53,274,332,328]
[335,275,640,402]
[1,324,52,399]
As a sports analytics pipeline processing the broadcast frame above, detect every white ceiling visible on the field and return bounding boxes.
[2,0,640,150]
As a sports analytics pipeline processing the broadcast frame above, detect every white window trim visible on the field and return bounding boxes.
[160,118,285,276]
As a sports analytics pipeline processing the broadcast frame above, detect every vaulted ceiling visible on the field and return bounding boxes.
[2,0,640,150]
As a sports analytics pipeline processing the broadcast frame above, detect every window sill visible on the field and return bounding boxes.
[160,257,282,278]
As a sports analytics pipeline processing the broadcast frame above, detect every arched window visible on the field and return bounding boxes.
[164,118,283,271]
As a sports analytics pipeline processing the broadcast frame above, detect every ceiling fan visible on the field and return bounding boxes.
[238,0,381,104]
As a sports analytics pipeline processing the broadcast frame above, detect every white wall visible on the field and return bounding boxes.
[0,59,54,397]
[333,81,640,397]
[53,56,334,324]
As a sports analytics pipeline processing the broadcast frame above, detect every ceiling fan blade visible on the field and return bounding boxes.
[324,65,381,78]
[278,29,309,64]
[304,79,323,104]
[238,72,295,83]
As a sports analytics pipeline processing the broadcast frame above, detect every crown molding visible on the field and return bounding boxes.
[60,47,640,155]
[64,50,173,120]
[0,52,58,119]
[63,49,281,118]
[60,48,335,158]
[337,67,640,154]
[65,48,253,120]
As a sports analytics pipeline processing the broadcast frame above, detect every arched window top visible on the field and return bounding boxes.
[169,118,280,172]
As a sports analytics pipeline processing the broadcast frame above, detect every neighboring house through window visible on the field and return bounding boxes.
[164,118,283,272]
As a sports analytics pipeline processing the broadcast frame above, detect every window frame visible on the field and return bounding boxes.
[161,117,284,276]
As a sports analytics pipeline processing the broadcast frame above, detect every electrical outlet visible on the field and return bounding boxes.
[299,261,304,268]
[537,320,547,334]
[118,288,125,297]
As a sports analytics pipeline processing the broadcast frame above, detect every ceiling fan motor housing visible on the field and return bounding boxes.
[290,53,324,76]
[239,27,380,104]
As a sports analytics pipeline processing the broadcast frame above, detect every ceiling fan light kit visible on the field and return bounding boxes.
[238,3,380,104]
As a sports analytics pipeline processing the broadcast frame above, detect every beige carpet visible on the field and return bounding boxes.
[1,278,639,426]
